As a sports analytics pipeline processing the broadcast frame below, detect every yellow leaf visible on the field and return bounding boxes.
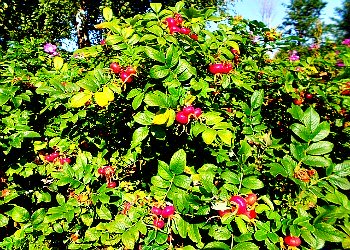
[53,56,64,71]
[70,91,92,108]
[166,109,176,127]
[95,91,109,107]
[103,7,113,21]
[102,86,114,101]
[153,110,170,125]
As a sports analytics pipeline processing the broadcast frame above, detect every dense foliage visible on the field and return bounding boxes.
[1,2,350,249]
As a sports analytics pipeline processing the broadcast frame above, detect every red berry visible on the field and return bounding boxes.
[180,27,191,35]
[153,218,165,229]
[244,209,257,219]
[182,106,195,116]
[125,66,136,75]
[107,181,117,188]
[245,193,257,206]
[45,155,55,162]
[174,14,183,26]
[151,206,162,216]
[208,63,225,74]
[176,111,189,124]
[190,34,198,41]
[59,157,71,165]
[305,93,313,99]
[284,236,302,247]
[341,89,350,96]
[98,168,106,175]
[120,71,133,83]
[100,39,106,45]
[218,209,231,217]
[169,25,180,34]
[231,48,239,54]
[293,99,303,105]
[230,195,247,215]
[161,205,175,218]
[194,108,202,118]
[110,62,121,74]
[223,63,233,73]
[164,17,176,26]
[50,152,60,159]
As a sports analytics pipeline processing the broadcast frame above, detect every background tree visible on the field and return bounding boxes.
[332,0,350,39]
[282,0,327,43]
[0,0,233,49]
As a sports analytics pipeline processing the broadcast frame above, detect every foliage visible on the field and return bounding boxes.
[332,0,350,39]
[1,2,350,249]
[282,0,327,43]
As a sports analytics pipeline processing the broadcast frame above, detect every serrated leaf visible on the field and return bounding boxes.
[144,46,165,63]
[0,214,9,228]
[250,89,264,109]
[8,206,30,223]
[314,223,346,242]
[202,128,216,144]
[242,176,264,189]
[122,230,136,249]
[70,91,92,108]
[173,175,191,189]
[302,155,330,167]
[149,65,170,79]
[329,176,350,190]
[209,225,231,241]
[290,123,309,142]
[217,130,233,145]
[132,127,149,143]
[333,161,350,177]
[158,161,173,180]
[150,2,162,13]
[103,7,113,21]
[306,141,333,155]
[97,205,112,220]
[170,149,186,174]
[153,112,169,125]
[95,87,114,107]
[232,242,259,250]
[303,107,320,132]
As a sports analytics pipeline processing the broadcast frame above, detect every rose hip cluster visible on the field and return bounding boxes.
[175,105,202,125]
[45,151,71,165]
[98,166,117,188]
[151,205,175,229]
[218,193,258,220]
[110,62,136,83]
[164,14,198,40]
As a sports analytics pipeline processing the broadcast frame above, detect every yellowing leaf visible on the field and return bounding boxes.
[70,91,92,108]
[53,56,64,71]
[103,7,113,21]
[95,92,108,107]
[217,130,233,145]
[166,109,176,127]
[153,111,169,125]
[102,86,114,101]
[202,128,217,145]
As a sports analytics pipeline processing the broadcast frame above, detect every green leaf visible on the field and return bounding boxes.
[204,242,230,250]
[232,242,259,250]
[202,128,217,145]
[144,46,165,63]
[144,91,168,107]
[302,107,320,133]
[188,224,201,243]
[157,161,173,180]
[208,225,231,241]
[134,111,154,126]
[242,176,264,189]
[132,127,149,143]
[329,176,350,190]
[333,161,350,177]
[173,175,191,189]
[269,163,288,177]
[151,176,170,188]
[122,230,136,249]
[238,140,252,163]
[306,141,333,155]
[311,121,330,142]
[175,216,188,238]
[85,227,99,241]
[150,2,162,13]
[147,25,164,37]
[97,205,112,220]
[170,149,186,174]
[302,155,330,167]
[288,104,304,120]
[290,123,309,142]
[166,44,179,68]
[8,206,30,223]
[149,65,170,79]
[70,91,92,108]
[132,93,144,110]
[250,90,264,109]
[103,7,113,21]
[217,130,233,145]
[0,214,9,228]
[314,223,346,242]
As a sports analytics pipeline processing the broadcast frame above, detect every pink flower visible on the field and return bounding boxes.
[289,50,299,61]
[342,38,350,46]
[43,43,57,54]
[336,59,345,67]
[309,43,320,50]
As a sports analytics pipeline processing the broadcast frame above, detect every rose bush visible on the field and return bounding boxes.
[1,2,350,249]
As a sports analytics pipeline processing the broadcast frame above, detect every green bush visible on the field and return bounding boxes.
[1,2,350,249]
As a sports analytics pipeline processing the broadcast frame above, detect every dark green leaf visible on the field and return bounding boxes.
[170,149,186,174]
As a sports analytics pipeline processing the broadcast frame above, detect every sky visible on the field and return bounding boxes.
[232,0,342,28]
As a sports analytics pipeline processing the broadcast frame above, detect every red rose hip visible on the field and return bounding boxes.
[153,218,165,229]
[245,193,257,206]
[151,206,162,216]
[161,205,175,218]
[176,111,189,124]
[284,236,302,247]
[107,181,117,188]
[230,195,247,215]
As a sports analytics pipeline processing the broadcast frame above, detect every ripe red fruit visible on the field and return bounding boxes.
[230,195,248,215]
[208,63,225,74]
[153,218,165,229]
[176,111,189,124]
[125,66,136,75]
[98,168,106,175]
[194,108,202,118]
[305,93,313,99]
[169,25,181,34]
[120,71,133,83]
[182,106,195,116]
[284,236,302,247]
[218,209,231,217]
[110,62,121,74]
[245,193,257,206]
[45,155,55,162]
[180,27,191,35]
[341,89,350,96]
[100,39,106,45]
[293,99,303,105]
[161,205,175,218]
[244,209,257,219]
[174,13,183,25]
[59,157,71,165]
[151,206,162,216]
[223,63,233,73]
[231,48,239,54]
[190,34,198,41]
[51,152,60,159]
[107,181,117,188]
[164,17,176,26]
